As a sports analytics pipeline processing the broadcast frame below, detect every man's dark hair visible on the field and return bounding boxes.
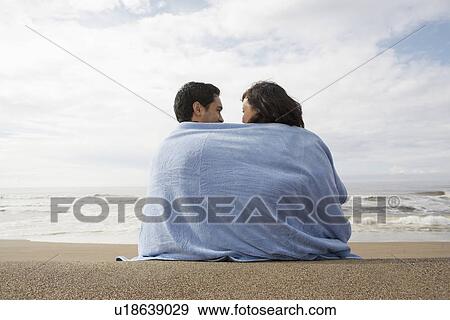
[242,81,305,128]
[173,82,220,122]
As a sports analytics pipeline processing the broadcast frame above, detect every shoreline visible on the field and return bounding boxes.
[1,240,449,262]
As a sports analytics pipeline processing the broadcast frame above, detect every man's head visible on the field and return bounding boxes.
[174,82,224,123]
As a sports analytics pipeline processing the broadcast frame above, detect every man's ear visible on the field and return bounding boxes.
[193,101,202,115]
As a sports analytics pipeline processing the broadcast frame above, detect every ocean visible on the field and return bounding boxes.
[0,182,449,243]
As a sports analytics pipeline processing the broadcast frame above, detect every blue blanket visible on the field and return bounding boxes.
[123,122,359,261]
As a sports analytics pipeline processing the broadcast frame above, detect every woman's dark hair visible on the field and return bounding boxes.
[242,81,304,128]
[174,82,220,122]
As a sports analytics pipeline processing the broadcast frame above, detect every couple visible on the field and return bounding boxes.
[173,81,304,127]
[131,81,358,262]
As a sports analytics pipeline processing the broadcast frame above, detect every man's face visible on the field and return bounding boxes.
[192,95,224,123]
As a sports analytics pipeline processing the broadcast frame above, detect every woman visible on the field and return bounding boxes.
[241,81,305,127]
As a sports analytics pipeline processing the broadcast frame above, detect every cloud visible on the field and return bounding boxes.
[1,0,450,187]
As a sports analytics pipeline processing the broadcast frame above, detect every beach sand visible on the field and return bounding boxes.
[0,240,449,299]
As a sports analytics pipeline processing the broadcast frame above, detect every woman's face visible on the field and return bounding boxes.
[242,98,258,123]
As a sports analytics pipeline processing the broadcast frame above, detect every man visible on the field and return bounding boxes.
[173,82,224,123]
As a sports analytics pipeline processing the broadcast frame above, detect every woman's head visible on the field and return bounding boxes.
[241,81,304,128]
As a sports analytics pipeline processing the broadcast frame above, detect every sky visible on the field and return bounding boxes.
[1,0,450,188]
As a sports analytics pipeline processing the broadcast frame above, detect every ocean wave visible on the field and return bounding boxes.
[43,231,71,236]
[41,230,107,236]
[413,191,446,196]
[393,205,417,212]
[0,195,50,200]
[5,204,49,208]
[348,217,378,225]
[361,217,377,225]
[394,215,450,226]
